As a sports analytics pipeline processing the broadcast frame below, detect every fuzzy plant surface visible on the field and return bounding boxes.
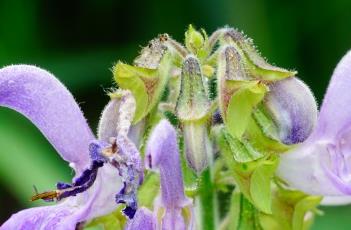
[1,25,351,230]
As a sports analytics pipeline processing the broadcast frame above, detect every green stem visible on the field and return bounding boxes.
[197,166,218,230]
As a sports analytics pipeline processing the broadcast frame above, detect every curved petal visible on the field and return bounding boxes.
[1,164,123,229]
[265,77,317,144]
[1,201,87,230]
[0,65,94,170]
[97,90,144,145]
[277,50,351,195]
[312,50,351,139]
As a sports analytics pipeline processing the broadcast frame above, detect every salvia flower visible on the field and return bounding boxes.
[0,65,142,229]
[2,25,351,230]
[277,50,351,196]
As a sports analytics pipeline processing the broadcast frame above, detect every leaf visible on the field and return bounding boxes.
[223,129,263,163]
[176,56,210,121]
[226,81,267,139]
[84,208,126,230]
[113,52,172,123]
[213,126,253,202]
[113,62,152,123]
[250,158,278,214]
[246,117,291,153]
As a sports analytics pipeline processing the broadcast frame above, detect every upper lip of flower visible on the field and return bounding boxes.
[0,64,142,229]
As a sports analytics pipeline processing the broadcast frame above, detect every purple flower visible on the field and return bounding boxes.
[277,51,351,197]
[126,120,194,230]
[0,65,142,229]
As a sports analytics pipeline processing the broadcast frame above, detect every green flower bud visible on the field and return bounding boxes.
[176,56,210,121]
[176,56,212,173]
[185,25,206,55]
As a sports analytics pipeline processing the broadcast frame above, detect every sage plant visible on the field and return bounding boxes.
[1,25,351,230]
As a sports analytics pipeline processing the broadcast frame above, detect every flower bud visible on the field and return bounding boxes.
[185,25,205,55]
[176,56,212,173]
[176,56,210,121]
[264,77,317,144]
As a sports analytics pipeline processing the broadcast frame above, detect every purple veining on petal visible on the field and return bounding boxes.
[265,77,317,144]
[58,160,105,200]
[0,65,94,171]
[55,141,109,200]
[125,207,156,230]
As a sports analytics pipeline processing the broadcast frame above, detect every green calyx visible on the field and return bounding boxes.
[226,188,322,230]
[176,55,211,122]
[220,28,296,81]
[185,25,207,57]
[213,126,277,214]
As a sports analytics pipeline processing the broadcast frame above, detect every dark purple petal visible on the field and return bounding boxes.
[113,135,143,218]
[0,65,94,171]
[265,77,317,144]
[125,208,156,230]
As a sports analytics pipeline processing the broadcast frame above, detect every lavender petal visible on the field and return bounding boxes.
[1,198,93,230]
[125,208,156,230]
[265,77,317,144]
[0,65,94,171]
[146,120,189,208]
[277,51,351,196]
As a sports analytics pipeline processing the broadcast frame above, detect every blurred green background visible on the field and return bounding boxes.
[0,0,350,228]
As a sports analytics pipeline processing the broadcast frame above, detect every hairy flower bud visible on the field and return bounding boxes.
[185,25,206,56]
[264,77,318,144]
[176,56,211,173]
